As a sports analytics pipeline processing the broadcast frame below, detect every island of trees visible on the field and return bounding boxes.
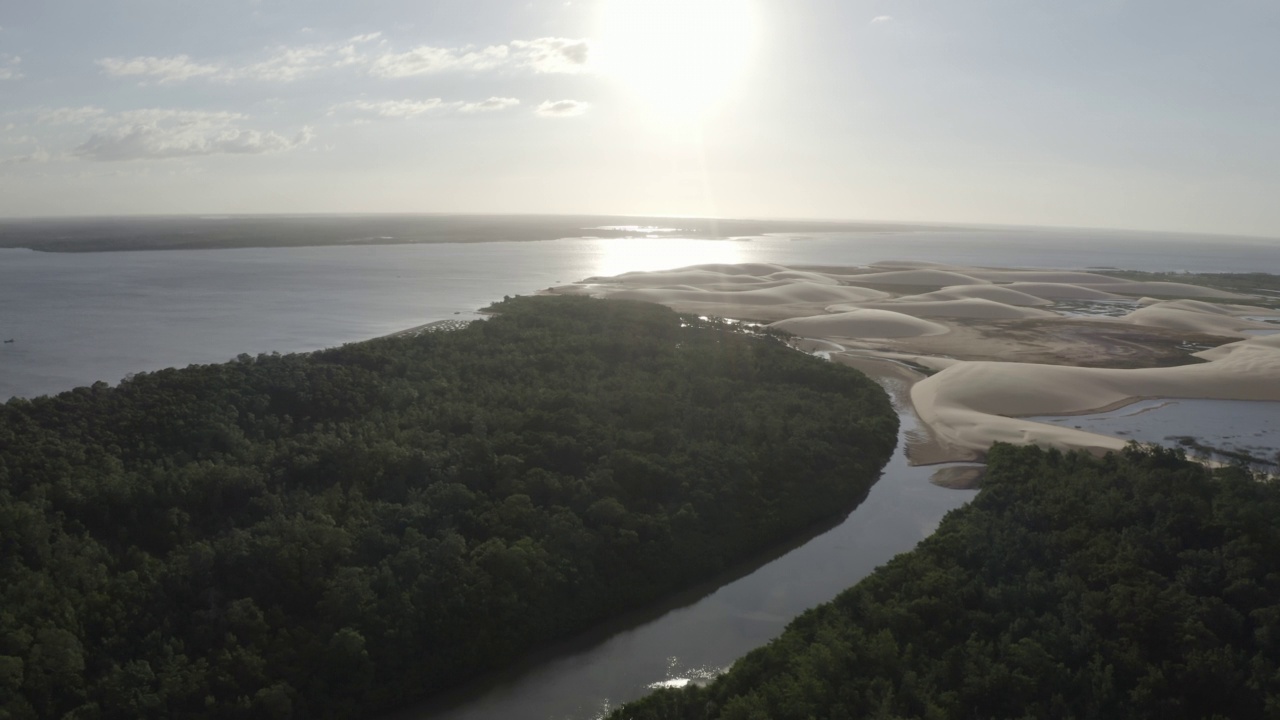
[613,443,1280,719]
[0,295,898,719]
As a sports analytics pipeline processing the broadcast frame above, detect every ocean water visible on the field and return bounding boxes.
[3,224,1278,402]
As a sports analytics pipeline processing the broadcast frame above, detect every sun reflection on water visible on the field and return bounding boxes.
[586,237,749,279]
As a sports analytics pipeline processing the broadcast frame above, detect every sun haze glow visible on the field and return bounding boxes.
[596,0,756,119]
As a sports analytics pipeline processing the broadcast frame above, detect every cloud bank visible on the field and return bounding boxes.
[535,99,589,118]
[64,109,313,161]
[331,97,522,118]
[97,36,591,84]
[0,54,22,80]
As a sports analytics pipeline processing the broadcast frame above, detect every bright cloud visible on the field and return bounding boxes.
[0,54,22,80]
[96,55,220,83]
[535,99,589,118]
[368,45,511,77]
[38,106,108,125]
[70,109,313,161]
[510,38,590,73]
[0,147,53,165]
[96,36,591,84]
[332,97,522,118]
[331,99,450,118]
[460,97,521,113]
[870,15,894,24]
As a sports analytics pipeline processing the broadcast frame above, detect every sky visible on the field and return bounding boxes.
[1,0,1279,237]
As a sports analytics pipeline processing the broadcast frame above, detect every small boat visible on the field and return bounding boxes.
[3,339,13,344]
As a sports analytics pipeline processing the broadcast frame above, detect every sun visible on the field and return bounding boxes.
[595,0,757,120]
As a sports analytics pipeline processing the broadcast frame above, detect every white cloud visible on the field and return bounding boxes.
[369,44,511,77]
[230,46,332,82]
[0,147,53,165]
[510,37,590,73]
[459,97,521,113]
[70,109,312,161]
[332,96,522,118]
[96,55,219,83]
[331,99,450,118]
[870,15,894,24]
[0,54,22,80]
[95,36,591,84]
[535,99,589,118]
[37,106,108,125]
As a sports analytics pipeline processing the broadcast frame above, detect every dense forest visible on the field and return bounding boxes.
[0,295,898,719]
[613,444,1280,720]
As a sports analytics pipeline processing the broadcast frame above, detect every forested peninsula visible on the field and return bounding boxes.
[614,444,1280,720]
[0,295,898,719]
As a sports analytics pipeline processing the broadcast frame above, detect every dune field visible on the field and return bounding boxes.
[551,262,1280,482]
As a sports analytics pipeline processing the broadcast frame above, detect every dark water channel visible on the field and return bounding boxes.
[395,380,978,720]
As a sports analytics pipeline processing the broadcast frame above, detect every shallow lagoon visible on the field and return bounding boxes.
[1028,398,1280,469]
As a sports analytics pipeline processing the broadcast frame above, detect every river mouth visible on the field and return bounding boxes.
[392,378,977,720]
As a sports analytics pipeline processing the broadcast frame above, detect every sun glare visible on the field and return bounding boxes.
[596,0,756,119]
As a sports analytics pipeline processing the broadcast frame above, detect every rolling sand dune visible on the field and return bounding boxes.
[553,261,1280,473]
[771,310,950,339]
[841,269,993,287]
[1000,282,1125,300]
[912,341,1280,459]
[964,269,1128,284]
[844,298,1058,320]
[1076,281,1253,299]
[896,285,1053,307]
[1118,304,1280,337]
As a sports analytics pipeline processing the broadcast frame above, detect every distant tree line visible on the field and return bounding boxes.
[0,295,898,719]
[613,443,1280,720]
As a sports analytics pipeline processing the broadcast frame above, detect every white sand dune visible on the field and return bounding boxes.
[555,261,1279,467]
[897,285,1053,307]
[833,298,1058,321]
[842,269,991,287]
[765,270,842,285]
[1139,298,1280,318]
[911,341,1280,458]
[771,309,950,339]
[1194,332,1280,361]
[1076,281,1252,300]
[1118,303,1280,337]
[966,269,1127,284]
[1000,282,1125,300]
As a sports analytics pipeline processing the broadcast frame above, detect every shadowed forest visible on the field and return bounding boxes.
[0,296,898,719]
[613,444,1280,720]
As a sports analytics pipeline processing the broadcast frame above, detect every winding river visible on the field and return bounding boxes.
[393,379,977,720]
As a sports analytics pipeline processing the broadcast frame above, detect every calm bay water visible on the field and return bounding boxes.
[2,222,1278,719]
[4,226,1278,402]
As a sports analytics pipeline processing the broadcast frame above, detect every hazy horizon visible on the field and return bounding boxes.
[3,1,1280,238]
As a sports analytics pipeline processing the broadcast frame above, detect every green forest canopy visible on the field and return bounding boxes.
[613,444,1280,720]
[0,295,899,720]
